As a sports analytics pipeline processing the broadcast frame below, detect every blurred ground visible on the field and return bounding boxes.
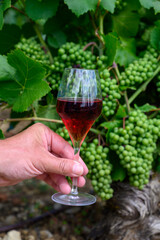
[0,179,103,240]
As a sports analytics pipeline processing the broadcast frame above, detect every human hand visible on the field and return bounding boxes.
[0,123,88,194]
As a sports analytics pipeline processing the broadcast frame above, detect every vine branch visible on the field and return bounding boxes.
[128,65,160,105]
[0,117,63,124]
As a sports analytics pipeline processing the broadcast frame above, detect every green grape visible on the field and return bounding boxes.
[56,126,72,146]
[99,69,121,117]
[119,46,159,89]
[109,110,160,189]
[82,139,113,200]
[115,0,127,12]
[15,37,50,66]
[156,75,160,93]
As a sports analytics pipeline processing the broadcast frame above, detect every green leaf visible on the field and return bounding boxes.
[0,129,4,139]
[101,120,122,129]
[100,0,116,13]
[112,10,140,38]
[0,55,16,81]
[155,20,160,28]
[150,26,160,50]
[0,24,21,54]
[0,0,11,29]
[115,105,127,119]
[36,104,60,130]
[134,103,157,112]
[25,0,59,21]
[102,120,122,144]
[115,37,138,67]
[0,49,51,112]
[47,31,67,49]
[139,0,153,8]
[111,162,126,181]
[125,0,141,11]
[64,0,97,17]
[103,32,118,66]
[153,1,160,14]
[139,0,160,14]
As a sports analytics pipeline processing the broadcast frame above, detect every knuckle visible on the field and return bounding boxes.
[59,159,68,175]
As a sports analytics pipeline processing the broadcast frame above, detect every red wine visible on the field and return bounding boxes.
[57,98,102,142]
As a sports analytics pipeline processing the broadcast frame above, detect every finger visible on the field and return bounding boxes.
[78,157,88,175]
[77,176,86,187]
[48,129,88,172]
[38,150,85,177]
[37,173,71,194]
[46,128,88,174]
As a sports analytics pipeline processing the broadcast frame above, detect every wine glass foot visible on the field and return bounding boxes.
[51,192,96,206]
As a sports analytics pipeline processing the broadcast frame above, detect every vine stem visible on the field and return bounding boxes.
[0,116,104,136]
[0,117,63,124]
[128,65,160,105]
[124,91,130,113]
[11,4,53,64]
[33,24,54,64]
[99,14,105,56]
[90,128,105,136]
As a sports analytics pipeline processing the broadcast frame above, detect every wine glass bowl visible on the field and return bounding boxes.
[51,68,102,206]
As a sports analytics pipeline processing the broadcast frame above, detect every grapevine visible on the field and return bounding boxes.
[1,0,160,204]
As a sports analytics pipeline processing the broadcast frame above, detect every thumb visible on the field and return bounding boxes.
[38,151,84,177]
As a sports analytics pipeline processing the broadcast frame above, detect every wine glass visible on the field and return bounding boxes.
[51,68,102,206]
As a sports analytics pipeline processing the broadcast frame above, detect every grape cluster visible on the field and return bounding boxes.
[96,55,108,71]
[55,42,96,70]
[100,69,121,117]
[82,139,113,200]
[15,37,50,66]
[56,126,72,146]
[109,110,160,189]
[115,0,127,11]
[48,42,97,91]
[119,46,158,89]
[156,75,160,93]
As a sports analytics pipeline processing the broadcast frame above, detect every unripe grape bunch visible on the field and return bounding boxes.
[119,46,159,89]
[109,110,160,189]
[100,69,121,117]
[15,37,50,66]
[82,139,113,200]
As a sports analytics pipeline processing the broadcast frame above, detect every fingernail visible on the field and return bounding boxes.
[72,163,83,175]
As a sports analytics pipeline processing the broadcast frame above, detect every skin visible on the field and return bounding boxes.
[0,123,88,194]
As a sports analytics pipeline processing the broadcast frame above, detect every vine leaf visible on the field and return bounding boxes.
[103,32,118,66]
[111,161,126,181]
[0,49,51,112]
[101,120,122,143]
[0,0,11,30]
[64,0,97,17]
[150,26,160,50]
[0,55,15,80]
[134,103,157,112]
[112,10,140,38]
[115,37,137,67]
[36,104,60,130]
[0,24,21,54]
[25,0,60,21]
[139,0,160,14]
[115,105,127,119]
[0,129,4,139]
[47,30,67,48]
[100,0,116,13]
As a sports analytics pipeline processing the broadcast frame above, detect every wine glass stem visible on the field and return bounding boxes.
[71,143,80,195]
